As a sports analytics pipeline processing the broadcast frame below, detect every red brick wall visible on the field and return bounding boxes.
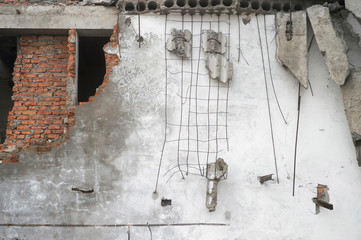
[0,26,119,163]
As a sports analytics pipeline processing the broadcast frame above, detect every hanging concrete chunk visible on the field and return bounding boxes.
[345,0,361,20]
[276,11,308,88]
[201,30,233,84]
[166,29,192,59]
[341,68,361,166]
[206,158,228,212]
[307,5,349,85]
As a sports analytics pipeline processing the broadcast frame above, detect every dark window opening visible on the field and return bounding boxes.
[0,37,17,144]
[78,37,109,103]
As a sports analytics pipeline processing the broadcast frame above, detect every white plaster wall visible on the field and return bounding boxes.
[0,13,361,239]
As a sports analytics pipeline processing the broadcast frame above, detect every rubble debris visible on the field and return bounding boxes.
[166,29,192,58]
[345,0,361,20]
[312,184,333,214]
[201,30,233,84]
[257,174,274,184]
[242,16,251,25]
[71,187,94,194]
[307,5,349,85]
[206,158,228,212]
[341,68,361,166]
[276,11,308,88]
[161,198,172,206]
[345,12,361,47]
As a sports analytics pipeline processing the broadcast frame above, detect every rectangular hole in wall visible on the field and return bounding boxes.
[0,37,17,144]
[78,37,110,103]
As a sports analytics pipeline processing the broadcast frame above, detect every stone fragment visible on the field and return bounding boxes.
[276,11,308,88]
[307,5,349,85]
[201,30,226,54]
[345,0,361,20]
[166,29,192,58]
[206,158,228,212]
[341,68,361,166]
[201,30,232,84]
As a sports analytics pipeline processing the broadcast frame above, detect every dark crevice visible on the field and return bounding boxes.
[177,0,186,7]
[125,2,135,11]
[148,1,158,10]
[136,2,146,11]
[222,0,232,6]
[251,0,259,10]
[188,0,197,7]
[261,1,271,11]
[200,0,208,7]
[78,37,109,103]
[0,37,16,144]
[211,0,220,6]
[164,0,174,7]
[240,0,248,8]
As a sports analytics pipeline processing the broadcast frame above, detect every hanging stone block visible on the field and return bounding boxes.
[205,158,228,212]
[166,28,192,58]
[341,68,361,166]
[201,30,233,84]
[307,5,349,85]
[276,11,308,88]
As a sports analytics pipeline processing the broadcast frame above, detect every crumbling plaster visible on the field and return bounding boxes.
[0,12,361,239]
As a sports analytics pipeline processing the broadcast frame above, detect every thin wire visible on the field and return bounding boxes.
[256,15,280,184]
[206,17,213,169]
[215,15,221,164]
[237,14,241,62]
[263,15,288,125]
[293,82,301,196]
[226,14,231,151]
[307,34,315,96]
[128,226,131,240]
[176,14,185,180]
[186,15,194,176]
[153,15,168,194]
[194,15,204,176]
[147,223,153,240]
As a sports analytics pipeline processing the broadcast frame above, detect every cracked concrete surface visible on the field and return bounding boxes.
[307,5,349,85]
[341,68,361,166]
[276,11,308,88]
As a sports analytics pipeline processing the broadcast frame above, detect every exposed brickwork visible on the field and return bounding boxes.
[0,26,119,163]
[0,35,73,162]
[89,25,120,102]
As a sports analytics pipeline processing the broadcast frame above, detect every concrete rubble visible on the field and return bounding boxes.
[345,0,361,20]
[345,12,361,47]
[341,68,361,166]
[205,158,228,212]
[307,5,349,85]
[166,28,192,58]
[276,11,308,88]
[201,30,232,84]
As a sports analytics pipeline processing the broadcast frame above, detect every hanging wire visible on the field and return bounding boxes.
[292,82,301,196]
[263,15,288,125]
[153,15,169,194]
[147,223,153,240]
[176,14,185,180]
[186,15,194,175]
[256,15,280,183]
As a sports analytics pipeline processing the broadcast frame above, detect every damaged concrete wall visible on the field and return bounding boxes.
[0,25,119,162]
[276,10,308,88]
[341,68,361,166]
[307,5,349,85]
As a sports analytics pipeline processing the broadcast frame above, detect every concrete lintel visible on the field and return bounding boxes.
[0,5,118,30]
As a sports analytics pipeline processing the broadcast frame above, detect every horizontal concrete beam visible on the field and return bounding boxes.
[0,6,118,30]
